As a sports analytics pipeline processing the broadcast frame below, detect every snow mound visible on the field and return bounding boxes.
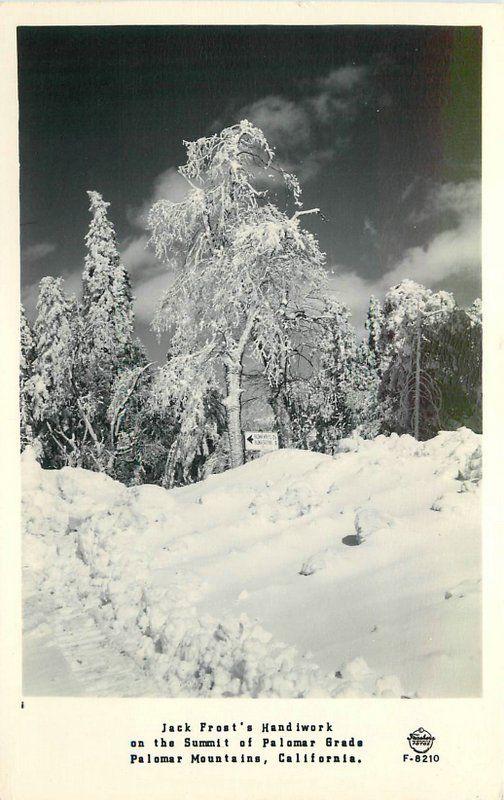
[22,428,481,697]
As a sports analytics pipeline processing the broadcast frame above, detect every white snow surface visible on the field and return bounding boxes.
[22,428,481,698]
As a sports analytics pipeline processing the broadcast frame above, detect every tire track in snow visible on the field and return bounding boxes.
[25,526,161,697]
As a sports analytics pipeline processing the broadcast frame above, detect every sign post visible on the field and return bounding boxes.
[243,431,279,454]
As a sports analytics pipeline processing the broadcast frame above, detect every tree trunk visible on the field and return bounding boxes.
[163,440,179,489]
[222,312,257,469]
[224,361,244,468]
[413,320,421,440]
[273,390,293,448]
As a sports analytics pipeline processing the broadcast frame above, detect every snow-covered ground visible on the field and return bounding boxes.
[22,428,481,698]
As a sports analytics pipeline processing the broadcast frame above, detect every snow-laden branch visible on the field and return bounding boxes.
[292,208,320,219]
[109,362,155,447]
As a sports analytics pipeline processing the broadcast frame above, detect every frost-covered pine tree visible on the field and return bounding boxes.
[466,297,482,328]
[20,304,35,451]
[148,120,326,469]
[81,190,137,389]
[379,279,456,438]
[421,298,482,434]
[286,298,381,451]
[76,190,147,473]
[365,294,384,372]
[27,277,78,465]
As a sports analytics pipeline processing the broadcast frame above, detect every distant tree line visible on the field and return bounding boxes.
[20,122,482,486]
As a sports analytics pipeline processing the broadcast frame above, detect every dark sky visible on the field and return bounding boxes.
[18,25,481,353]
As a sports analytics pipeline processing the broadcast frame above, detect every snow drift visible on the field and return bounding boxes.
[22,428,481,698]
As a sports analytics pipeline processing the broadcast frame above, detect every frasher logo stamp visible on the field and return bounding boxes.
[403,728,439,763]
[408,728,435,753]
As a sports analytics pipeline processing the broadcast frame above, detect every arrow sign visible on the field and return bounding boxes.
[244,431,279,452]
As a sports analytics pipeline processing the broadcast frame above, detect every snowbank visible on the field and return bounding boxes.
[22,428,481,697]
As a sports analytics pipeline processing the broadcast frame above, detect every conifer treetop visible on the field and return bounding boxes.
[20,303,35,372]
[83,190,121,288]
[81,189,134,361]
[29,276,76,422]
[86,190,114,241]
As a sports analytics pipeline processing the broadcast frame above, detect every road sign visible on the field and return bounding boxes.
[244,431,279,452]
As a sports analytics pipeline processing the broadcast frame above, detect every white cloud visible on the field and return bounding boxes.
[120,235,173,324]
[130,167,190,230]
[150,167,189,205]
[384,180,480,288]
[120,234,160,276]
[383,214,480,289]
[20,281,40,318]
[22,242,57,264]
[121,168,189,297]
[230,63,369,185]
[310,93,352,123]
[251,146,336,189]
[62,269,83,299]
[133,270,175,324]
[242,95,311,151]
[318,65,368,92]
[294,148,336,183]
[311,65,369,123]
[409,179,480,225]
[328,180,481,332]
[430,179,480,217]
[327,269,373,334]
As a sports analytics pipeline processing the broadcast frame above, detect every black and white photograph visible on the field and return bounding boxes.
[18,22,483,701]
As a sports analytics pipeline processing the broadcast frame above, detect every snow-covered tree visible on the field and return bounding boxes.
[421,300,482,434]
[147,353,226,487]
[378,279,465,439]
[249,297,314,448]
[20,304,35,451]
[21,193,148,474]
[81,190,138,391]
[285,298,381,451]
[75,190,147,474]
[365,294,384,371]
[148,120,326,469]
[466,297,482,328]
[98,361,156,479]
[27,277,79,465]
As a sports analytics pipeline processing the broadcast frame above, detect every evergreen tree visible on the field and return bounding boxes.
[81,190,137,393]
[378,279,473,439]
[27,277,78,465]
[20,304,35,451]
[365,294,384,372]
[20,194,149,477]
[77,190,146,473]
[466,298,482,327]
[286,299,381,452]
[421,302,482,435]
